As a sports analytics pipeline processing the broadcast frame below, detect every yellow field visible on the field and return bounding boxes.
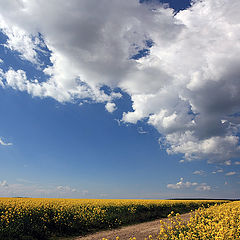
[0,197,226,239]
[157,201,240,239]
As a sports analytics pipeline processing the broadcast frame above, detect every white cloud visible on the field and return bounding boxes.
[0,0,240,163]
[0,69,4,86]
[212,169,223,174]
[195,184,211,191]
[225,171,237,176]
[0,58,3,63]
[105,102,117,113]
[0,19,39,64]
[0,137,12,146]
[193,170,205,175]
[167,178,198,189]
[4,68,89,103]
[56,185,77,193]
[235,161,240,165]
[137,127,148,134]
[0,180,8,187]
[224,160,232,166]
[167,178,211,191]
[164,133,240,163]
[0,180,86,197]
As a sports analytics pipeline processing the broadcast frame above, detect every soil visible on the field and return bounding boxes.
[70,213,191,240]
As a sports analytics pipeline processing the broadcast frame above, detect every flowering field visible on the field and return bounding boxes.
[156,201,240,239]
[0,197,226,239]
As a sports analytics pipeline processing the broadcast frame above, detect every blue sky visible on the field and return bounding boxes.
[0,0,240,199]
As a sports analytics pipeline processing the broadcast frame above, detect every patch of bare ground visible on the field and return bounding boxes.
[69,213,191,240]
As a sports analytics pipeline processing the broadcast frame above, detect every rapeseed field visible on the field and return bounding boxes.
[0,197,226,239]
[157,201,240,239]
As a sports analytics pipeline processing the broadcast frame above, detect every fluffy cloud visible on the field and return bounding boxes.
[165,134,240,163]
[0,137,12,146]
[193,170,205,175]
[167,178,197,189]
[224,160,232,166]
[195,184,211,191]
[225,171,237,176]
[212,169,223,174]
[105,102,117,113]
[0,0,240,163]
[0,19,40,64]
[167,178,211,191]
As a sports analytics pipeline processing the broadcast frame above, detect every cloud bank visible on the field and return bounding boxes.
[0,0,240,163]
[0,179,87,198]
[167,178,211,191]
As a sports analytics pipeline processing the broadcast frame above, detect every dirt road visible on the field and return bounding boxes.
[72,213,191,240]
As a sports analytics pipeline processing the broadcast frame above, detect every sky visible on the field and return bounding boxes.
[0,0,240,199]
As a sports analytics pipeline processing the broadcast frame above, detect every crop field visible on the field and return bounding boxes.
[156,201,240,240]
[0,197,226,239]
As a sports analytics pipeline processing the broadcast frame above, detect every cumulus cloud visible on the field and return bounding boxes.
[224,160,232,166]
[212,169,223,174]
[105,102,117,113]
[0,137,12,146]
[0,0,240,163]
[167,178,211,191]
[195,184,211,191]
[0,19,40,64]
[193,170,205,175]
[167,178,198,189]
[225,171,237,176]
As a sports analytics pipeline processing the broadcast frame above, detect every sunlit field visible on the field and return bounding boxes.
[0,197,225,239]
[156,201,240,240]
